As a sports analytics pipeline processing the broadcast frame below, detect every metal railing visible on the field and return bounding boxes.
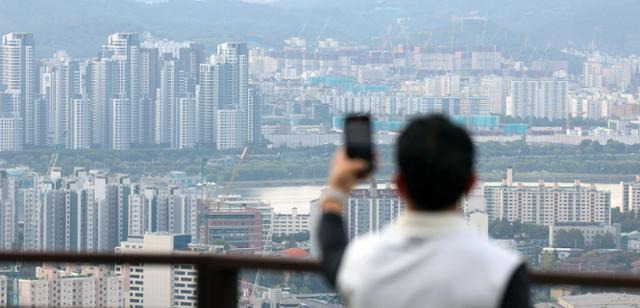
[0,252,639,307]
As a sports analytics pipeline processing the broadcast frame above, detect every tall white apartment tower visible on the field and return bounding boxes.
[86,57,115,148]
[111,97,130,150]
[103,33,141,144]
[55,60,82,147]
[116,234,196,308]
[175,95,196,149]
[0,33,36,145]
[0,117,21,152]
[0,171,19,249]
[509,79,538,119]
[196,63,224,146]
[538,79,568,120]
[214,43,251,148]
[140,47,159,145]
[215,42,248,110]
[216,109,245,150]
[344,180,405,239]
[67,96,91,150]
[40,57,82,147]
[247,85,262,144]
[155,58,178,145]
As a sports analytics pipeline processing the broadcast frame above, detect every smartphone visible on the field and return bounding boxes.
[344,114,374,175]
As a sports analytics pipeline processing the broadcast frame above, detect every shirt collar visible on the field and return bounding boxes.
[394,210,470,237]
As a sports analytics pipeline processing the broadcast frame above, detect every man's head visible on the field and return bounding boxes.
[395,115,476,211]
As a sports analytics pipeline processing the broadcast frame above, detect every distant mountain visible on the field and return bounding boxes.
[0,0,637,58]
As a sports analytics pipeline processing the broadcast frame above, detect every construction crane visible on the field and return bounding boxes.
[210,146,249,211]
[251,216,274,297]
[48,131,65,176]
[47,152,58,176]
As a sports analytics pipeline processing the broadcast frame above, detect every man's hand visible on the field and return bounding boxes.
[328,147,370,193]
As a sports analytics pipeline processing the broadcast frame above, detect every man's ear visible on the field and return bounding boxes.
[464,172,477,195]
[394,172,408,199]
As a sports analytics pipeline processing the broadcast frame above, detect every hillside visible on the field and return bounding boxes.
[0,0,636,57]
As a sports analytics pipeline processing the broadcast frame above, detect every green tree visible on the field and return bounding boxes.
[555,229,585,248]
[612,208,640,233]
[211,239,230,250]
[285,234,298,249]
[293,231,310,242]
[489,219,548,240]
[590,233,616,249]
[541,251,557,270]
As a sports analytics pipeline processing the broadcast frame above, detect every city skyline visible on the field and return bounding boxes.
[0,1,640,306]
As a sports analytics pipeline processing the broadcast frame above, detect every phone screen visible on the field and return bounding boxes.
[345,115,373,163]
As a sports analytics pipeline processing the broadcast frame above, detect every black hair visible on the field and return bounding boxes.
[396,115,475,211]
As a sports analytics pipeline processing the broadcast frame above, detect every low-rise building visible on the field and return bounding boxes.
[116,233,197,308]
[558,292,640,308]
[273,207,310,236]
[17,266,122,307]
[0,276,7,307]
[549,223,621,249]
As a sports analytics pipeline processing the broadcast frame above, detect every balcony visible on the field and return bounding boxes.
[0,251,639,307]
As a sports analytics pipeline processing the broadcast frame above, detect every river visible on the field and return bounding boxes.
[228,182,626,215]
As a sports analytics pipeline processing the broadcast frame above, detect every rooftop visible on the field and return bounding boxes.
[560,293,640,307]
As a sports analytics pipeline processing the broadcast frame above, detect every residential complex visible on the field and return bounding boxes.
[115,234,197,308]
[272,207,310,236]
[0,33,260,152]
[16,266,123,307]
[485,169,611,226]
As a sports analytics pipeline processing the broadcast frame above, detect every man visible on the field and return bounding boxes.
[317,115,530,308]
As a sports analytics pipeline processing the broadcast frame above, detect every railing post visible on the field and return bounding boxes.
[198,263,237,308]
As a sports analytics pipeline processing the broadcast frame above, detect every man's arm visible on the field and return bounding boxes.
[317,149,369,287]
[500,264,531,308]
[318,210,348,286]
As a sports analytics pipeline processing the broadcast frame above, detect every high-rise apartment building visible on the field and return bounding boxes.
[0,33,36,145]
[196,63,224,145]
[215,42,248,109]
[42,189,67,251]
[40,56,82,147]
[0,275,7,307]
[509,79,567,120]
[620,177,640,212]
[67,96,91,150]
[155,57,178,145]
[177,43,205,95]
[538,79,568,120]
[343,180,405,239]
[22,187,40,251]
[111,97,130,150]
[116,234,196,308]
[216,109,245,150]
[247,85,262,144]
[175,95,196,149]
[0,118,21,152]
[140,47,160,103]
[480,75,506,115]
[15,169,202,253]
[103,33,141,145]
[509,79,538,119]
[485,170,611,226]
[0,171,19,250]
[86,57,115,148]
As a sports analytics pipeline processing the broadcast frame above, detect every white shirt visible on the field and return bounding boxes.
[337,211,522,308]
